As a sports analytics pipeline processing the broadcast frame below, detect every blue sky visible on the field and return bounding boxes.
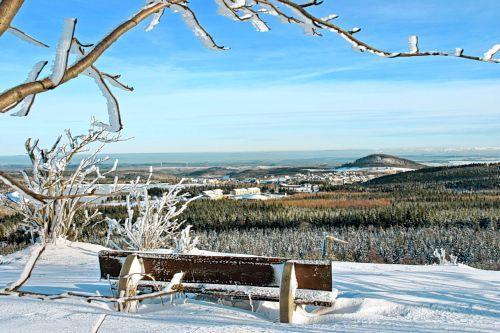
[0,0,499,154]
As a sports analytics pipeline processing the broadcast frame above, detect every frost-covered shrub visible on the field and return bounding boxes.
[175,225,199,253]
[0,121,121,244]
[104,182,198,251]
[433,248,459,266]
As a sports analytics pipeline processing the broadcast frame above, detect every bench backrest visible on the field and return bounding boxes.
[98,250,332,291]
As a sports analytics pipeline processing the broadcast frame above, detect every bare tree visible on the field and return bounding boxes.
[0,0,498,131]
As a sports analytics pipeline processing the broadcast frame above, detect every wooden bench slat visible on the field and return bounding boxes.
[135,281,335,307]
[99,251,332,291]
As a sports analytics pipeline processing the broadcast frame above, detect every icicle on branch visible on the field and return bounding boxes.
[484,44,500,62]
[145,8,165,32]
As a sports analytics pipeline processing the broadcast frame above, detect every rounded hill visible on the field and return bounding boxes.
[341,154,426,169]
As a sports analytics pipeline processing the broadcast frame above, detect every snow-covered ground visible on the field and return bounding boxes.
[0,241,499,332]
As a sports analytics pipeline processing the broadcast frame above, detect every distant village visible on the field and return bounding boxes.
[0,165,413,205]
[1,154,420,204]
[190,167,409,201]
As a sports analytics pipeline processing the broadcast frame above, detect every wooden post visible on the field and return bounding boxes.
[279,261,296,323]
[117,254,144,312]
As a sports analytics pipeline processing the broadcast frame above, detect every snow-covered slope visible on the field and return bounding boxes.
[0,241,499,332]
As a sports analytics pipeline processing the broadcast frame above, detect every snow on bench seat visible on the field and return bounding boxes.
[98,250,335,306]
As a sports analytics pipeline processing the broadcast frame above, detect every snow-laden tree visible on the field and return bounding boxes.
[0,121,123,244]
[0,121,125,291]
[104,181,200,252]
[0,0,498,131]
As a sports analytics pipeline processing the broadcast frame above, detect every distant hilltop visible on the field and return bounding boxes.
[341,154,426,169]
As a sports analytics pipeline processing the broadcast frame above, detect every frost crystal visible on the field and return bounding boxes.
[408,35,419,54]
[230,0,246,9]
[484,44,500,61]
[145,8,165,32]
[10,61,48,117]
[84,68,122,132]
[321,14,339,22]
[214,0,238,19]
[7,27,48,48]
[170,4,227,50]
[50,18,77,85]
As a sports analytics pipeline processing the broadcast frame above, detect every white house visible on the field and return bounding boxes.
[230,187,261,196]
[202,189,224,200]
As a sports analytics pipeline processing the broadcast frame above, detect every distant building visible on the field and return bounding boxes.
[231,193,268,201]
[202,189,224,200]
[280,184,319,193]
[230,187,261,196]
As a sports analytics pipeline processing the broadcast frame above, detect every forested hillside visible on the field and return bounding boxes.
[365,163,500,190]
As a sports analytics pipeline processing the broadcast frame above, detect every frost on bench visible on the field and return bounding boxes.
[99,250,336,322]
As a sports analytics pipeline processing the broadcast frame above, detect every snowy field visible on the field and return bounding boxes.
[0,241,499,332]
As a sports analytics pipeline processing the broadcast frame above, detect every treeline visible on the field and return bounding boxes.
[0,213,31,255]
[148,183,278,198]
[181,189,500,230]
[365,163,500,190]
[198,226,499,270]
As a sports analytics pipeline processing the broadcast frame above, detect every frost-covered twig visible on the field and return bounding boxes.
[6,26,49,48]
[0,121,133,290]
[0,121,124,244]
[433,247,459,266]
[175,225,199,253]
[0,1,187,128]
[2,243,46,292]
[104,179,200,251]
[90,314,107,333]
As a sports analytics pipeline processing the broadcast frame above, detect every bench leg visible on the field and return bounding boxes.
[117,254,145,312]
[279,261,297,323]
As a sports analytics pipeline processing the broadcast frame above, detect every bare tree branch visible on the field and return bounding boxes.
[0,0,25,37]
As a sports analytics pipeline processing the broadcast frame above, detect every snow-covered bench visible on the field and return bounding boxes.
[98,250,335,323]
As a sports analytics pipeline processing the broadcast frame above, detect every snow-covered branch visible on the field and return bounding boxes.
[3,243,46,292]
[0,0,498,131]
